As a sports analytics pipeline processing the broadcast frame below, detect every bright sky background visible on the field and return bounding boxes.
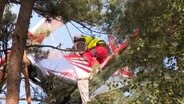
[29,10,108,49]
[11,4,108,49]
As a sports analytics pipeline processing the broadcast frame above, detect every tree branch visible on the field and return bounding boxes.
[26,44,74,52]
[23,51,31,104]
[0,97,44,102]
[71,20,108,35]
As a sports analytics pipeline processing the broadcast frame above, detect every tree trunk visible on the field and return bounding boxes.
[0,0,7,88]
[6,0,35,104]
[0,0,6,30]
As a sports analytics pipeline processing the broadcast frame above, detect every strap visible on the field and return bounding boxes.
[97,40,105,46]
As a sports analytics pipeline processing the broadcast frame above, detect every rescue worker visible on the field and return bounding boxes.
[73,34,110,66]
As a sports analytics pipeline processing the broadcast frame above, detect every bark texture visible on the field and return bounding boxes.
[6,0,35,104]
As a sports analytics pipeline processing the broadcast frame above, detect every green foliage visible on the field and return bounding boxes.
[90,89,123,104]
[6,0,183,103]
[123,68,184,104]
[100,0,127,30]
[0,5,16,41]
[90,0,184,103]
[34,0,103,26]
[0,4,16,87]
[40,75,77,104]
[119,0,184,70]
[107,0,184,103]
[3,5,16,24]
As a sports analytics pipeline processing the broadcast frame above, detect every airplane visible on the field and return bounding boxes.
[0,18,135,104]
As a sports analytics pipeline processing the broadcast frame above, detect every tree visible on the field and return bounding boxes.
[2,0,183,103]
[0,0,6,30]
[3,0,105,103]
[6,0,35,104]
[0,3,16,90]
[0,0,8,85]
[89,0,184,103]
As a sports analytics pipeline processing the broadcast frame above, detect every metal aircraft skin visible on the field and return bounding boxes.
[25,39,132,103]
[0,18,134,104]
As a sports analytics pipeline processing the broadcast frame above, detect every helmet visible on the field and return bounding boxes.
[73,34,83,42]
[73,41,87,52]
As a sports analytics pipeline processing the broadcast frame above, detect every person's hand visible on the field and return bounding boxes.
[65,48,73,51]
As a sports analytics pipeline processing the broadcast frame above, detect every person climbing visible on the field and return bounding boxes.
[72,34,110,66]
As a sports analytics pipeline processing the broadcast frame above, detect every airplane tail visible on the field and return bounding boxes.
[28,18,63,44]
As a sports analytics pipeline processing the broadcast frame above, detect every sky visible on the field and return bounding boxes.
[10,4,108,49]
[28,9,108,49]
